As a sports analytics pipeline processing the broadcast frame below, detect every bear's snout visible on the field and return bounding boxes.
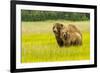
[63,33,68,40]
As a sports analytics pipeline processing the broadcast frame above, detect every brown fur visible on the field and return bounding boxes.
[60,24,82,46]
[53,23,64,47]
[67,24,82,37]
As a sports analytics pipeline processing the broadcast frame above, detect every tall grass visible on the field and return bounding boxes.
[22,20,90,63]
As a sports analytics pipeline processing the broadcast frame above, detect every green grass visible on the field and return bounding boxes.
[21,20,90,63]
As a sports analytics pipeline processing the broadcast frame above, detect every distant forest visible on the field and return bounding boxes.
[21,10,90,21]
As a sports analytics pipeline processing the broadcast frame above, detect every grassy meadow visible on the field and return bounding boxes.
[21,20,90,63]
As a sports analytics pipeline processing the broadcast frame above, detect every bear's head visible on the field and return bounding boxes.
[53,23,64,37]
[60,27,70,41]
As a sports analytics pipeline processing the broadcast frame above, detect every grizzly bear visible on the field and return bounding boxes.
[60,24,82,46]
[53,23,64,47]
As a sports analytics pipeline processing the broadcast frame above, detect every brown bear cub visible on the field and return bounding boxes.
[53,23,82,47]
[53,23,64,47]
[60,24,82,46]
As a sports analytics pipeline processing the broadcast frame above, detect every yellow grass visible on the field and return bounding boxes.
[21,20,90,63]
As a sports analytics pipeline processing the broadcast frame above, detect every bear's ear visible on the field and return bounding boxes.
[60,24,64,28]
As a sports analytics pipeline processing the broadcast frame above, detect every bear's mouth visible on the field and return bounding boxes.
[64,35,67,40]
[63,33,69,40]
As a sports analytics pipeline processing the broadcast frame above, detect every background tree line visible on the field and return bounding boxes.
[21,10,90,21]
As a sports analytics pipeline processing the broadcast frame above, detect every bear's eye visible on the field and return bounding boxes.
[53,30,58,34]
